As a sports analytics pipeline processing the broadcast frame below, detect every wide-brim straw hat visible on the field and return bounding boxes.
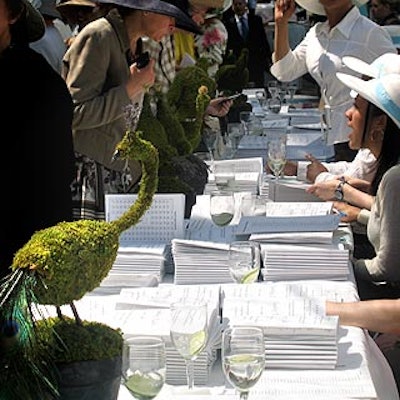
[205,0,231,19]
[97,0,201,34]
[337,72,400,128]
[295,0,369,16]
[341,53,400,79]
[190,0,225,8]
[57,0,96,10]
[24,0,46,42]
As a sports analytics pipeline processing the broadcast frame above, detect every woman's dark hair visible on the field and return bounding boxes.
[363,102,400,195]
[6,0,30,45]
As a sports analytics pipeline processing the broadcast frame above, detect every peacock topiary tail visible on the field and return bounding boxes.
[0,119,159,399]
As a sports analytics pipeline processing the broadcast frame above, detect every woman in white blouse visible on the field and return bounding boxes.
[271,0,396,162]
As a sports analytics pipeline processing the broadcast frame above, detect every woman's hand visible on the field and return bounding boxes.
[306,154,328,183]
[274,0,296,25]
[126,59,155,98]
[333,201,360,223]
[306,179,340,201]
[206,98,233,117]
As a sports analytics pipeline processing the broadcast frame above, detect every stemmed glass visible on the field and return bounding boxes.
[170,302,208,390]
[222,326,265,400]
[122,336,166,400]
[267,80,279,99]
[286,80,298,106]
[267,134,287,180]
[210,190,236,227]
[228,241,261,284]
[255,90,267,109]
[227,123,245,157]
[239,111,252,135]
[202,126,218,164]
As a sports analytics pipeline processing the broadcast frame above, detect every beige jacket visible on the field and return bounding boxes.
[62,9,141,180]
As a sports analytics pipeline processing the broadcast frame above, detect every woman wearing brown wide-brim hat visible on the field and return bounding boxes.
[63,0,201,221]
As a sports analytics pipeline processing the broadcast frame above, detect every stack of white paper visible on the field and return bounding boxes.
[250,231,334,244]
[114,285,222,385]
[236,202,341,234]
[172,239,232,284]
[260,176,322,202]
[205,171,260,194]
[260,243,349,281]
[103,194,185,287]
[204,157,263,195]
[221,283,339,369]
[96,243,168,293]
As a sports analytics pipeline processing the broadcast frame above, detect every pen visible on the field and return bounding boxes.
[333,208,347,218]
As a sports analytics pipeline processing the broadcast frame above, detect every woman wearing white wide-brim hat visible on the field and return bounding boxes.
[271,0,397,163]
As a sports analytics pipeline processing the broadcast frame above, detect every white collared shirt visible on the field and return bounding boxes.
[297,148,378,183]
[235,13,249,38]
[271,7,396,145]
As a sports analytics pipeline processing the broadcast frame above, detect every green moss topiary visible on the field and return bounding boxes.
[0,125,159,399]
[36,317,123,363]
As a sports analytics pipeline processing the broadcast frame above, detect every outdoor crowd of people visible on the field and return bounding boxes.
[2,0,400,395]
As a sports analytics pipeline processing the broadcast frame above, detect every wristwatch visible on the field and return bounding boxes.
[334,176,346,201]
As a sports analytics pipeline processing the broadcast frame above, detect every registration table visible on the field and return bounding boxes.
[98,125,399,399]
[113,278,399,400]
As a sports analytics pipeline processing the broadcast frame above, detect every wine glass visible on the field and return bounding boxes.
[286,80,298,106]
[210,190,235,227]
[202,126,218,164]
[227,241,261,284]
[267,97,281,114]
[227,123,244,156]
[239,111,252,135]
[267,134,287,180]
[222,326,265,400]
[122,336,166,400]
[170,302,208,390]
[255,90,267,109]
[267,80,279,99]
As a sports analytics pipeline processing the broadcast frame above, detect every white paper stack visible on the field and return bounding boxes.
[103,194,185,288]
[172,239,232,284]
[205,171,260,194]
[260,243,350,281]
[114,285,222,385]
[95,243,168,293]
[260,176,322,202]
[204,157,264,195]
[221,283,339,370]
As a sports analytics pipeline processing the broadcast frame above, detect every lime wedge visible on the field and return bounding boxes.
[189,330,206,356]
[125,372,164,399]
[241,268,259,284]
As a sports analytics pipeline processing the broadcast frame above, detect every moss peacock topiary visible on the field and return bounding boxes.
[0,105,159,399]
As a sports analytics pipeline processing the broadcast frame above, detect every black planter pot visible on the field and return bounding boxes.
[56,356,122,400]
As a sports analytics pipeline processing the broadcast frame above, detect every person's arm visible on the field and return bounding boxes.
[326,299,400,335]
[306,178,374,210]
[273,0,295,62]
[332,201,368,224]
